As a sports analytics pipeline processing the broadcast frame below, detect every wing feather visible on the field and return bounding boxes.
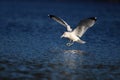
[48,15,72,31]
[73,17,97,37]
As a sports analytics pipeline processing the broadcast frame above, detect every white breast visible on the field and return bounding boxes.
[68,33,79,41]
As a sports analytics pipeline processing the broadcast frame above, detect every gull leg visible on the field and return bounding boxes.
[66,40,74,46]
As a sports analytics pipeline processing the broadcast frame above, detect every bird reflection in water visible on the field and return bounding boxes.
[62,50,86,69]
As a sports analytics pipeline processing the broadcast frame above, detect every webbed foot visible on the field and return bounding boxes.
[66,42,74,46]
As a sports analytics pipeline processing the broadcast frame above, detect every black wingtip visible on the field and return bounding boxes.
[48,14,55,18]
[88,17,97,21]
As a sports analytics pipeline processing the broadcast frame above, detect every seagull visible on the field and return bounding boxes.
[48,15,97,46]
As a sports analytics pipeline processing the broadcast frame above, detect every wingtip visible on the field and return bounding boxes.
[48,14,51,18]
[94,17,97,21]
[48,14,55,18]
[88,17,97,21]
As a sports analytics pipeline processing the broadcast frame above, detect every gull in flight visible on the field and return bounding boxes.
[48,15,97,46]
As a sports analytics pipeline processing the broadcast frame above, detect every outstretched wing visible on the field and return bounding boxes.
[48,15,72,32]
[73,17,97,37]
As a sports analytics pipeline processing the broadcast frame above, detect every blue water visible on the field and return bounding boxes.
[0,1,120,80]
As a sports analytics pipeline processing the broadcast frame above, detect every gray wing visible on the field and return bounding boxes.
[73,17,97,37]
[48,15,72,32]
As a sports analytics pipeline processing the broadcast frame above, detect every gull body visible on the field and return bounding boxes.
[48,15,97,46]
[61,32,85,44]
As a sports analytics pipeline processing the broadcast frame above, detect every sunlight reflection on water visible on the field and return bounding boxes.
[60,50,87,69]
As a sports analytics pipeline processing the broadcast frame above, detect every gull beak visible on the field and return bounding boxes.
[61,35,64,38]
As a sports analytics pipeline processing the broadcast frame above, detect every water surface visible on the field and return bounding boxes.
[0,1,120,80]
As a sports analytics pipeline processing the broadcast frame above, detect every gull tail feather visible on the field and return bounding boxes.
[77,39,86,44]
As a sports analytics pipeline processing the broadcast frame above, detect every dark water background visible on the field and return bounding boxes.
[0,1,120,80]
